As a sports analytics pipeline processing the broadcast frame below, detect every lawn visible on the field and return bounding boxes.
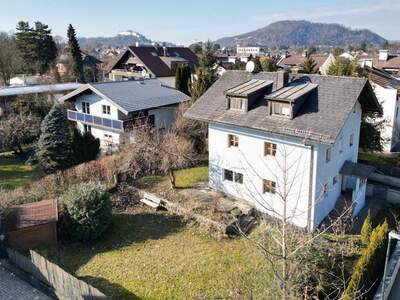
[136,164,209,191]
[0,151,41,190]
[358,152,399,167]
[40,208,273,300]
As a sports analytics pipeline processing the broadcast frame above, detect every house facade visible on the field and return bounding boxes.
[365,67,400,151]
[105,46,198,87]
[60,79,189,152]
[279,53,336,75]
[185,71,381,231]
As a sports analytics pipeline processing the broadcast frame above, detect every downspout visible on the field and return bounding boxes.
[306,144,314,232]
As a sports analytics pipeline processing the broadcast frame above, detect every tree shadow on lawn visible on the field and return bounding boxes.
[81,276,140,300]
[53,212,186,272]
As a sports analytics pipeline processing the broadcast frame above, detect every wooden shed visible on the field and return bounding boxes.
[4,199,58,250]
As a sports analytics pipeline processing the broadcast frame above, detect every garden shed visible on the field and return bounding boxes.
[4,199,58,250]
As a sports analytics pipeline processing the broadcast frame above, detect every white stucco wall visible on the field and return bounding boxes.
[208,122,314,229]
[311,101,361,227]
[372,83,399,151]
[208,101,362,230]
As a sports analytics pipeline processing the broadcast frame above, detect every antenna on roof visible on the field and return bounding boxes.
[245,61,255,73]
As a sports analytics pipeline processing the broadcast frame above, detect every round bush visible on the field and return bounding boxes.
[63,182,112,241]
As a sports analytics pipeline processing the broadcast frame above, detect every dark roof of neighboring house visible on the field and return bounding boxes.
[373,56,400,70]
[105,46,198,77]
[365,66,400,89]
[279,54,331,70]
[4,199,58,232]
[60,79,190,114]
[81,51,103,65]
[340,161,375,179]
[185,71,381,145]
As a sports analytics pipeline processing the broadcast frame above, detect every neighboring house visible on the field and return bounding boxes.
[105,46,198,87]
[3,199,58,250]
[359,50,400,76]
[279,53,336,75]
[185,70,381,231]
[56,51,103,78]
[339,52,355,60]
[365,66,400,151]
[60,79,190,152]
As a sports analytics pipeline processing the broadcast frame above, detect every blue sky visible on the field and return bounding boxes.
[0,0,399,45]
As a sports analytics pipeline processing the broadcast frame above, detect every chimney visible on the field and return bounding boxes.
[379,49,389,61]
[163,46,167,57]
[277,71,289,89]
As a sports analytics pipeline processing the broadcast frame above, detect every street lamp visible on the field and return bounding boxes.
[381,231,400,300]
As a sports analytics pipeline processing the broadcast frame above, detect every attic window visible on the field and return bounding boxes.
[230,97,245,110]
[272,102,291,116]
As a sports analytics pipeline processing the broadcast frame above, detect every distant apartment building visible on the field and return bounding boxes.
[236,45,265,57]
[105,46,198,87]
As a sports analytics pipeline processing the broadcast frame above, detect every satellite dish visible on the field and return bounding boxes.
[246,61,255,73]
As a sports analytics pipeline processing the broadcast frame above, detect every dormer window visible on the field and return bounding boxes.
[265,82,318,119]
[272,102,291,116]
[225,79,273,113]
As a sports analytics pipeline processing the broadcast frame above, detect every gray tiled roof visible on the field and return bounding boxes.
[61,79,190,114]
[185,71,380,144]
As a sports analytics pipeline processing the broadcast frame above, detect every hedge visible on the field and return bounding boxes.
[341,220,389,299]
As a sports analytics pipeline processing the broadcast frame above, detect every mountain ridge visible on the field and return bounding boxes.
[215,20,387,48]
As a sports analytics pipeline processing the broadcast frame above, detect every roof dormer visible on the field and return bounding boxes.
[265,82,318,119]
[225,79,273,112]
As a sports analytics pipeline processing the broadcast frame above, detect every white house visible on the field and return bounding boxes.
[365,66,400,151]
[60,79,190,152]
[278,53,336,75]
[185,70,381,231]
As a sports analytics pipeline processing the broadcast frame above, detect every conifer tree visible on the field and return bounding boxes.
[302,56,317,74]
[67,24,85,82]
[175,65,182,92]
[253,57,263,73]
[37,105,74,173]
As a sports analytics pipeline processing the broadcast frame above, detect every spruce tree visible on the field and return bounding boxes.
[34,22,58,74]
[37,105,74,173]
[253,57,263,73]
[71,128,100,164]
[67,24,85,82]
[175,65,182,92]
[302,56,317,74]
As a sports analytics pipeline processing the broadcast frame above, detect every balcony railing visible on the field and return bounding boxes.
[67,110,123,132]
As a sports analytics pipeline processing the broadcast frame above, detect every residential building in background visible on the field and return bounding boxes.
[185,70,381,231]
[60,79,189,152]
[278,52,336,75]
[365,66,400,151]
[105,46,198,87]
[359,49,400,76]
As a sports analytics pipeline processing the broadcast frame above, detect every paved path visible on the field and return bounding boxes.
[0,264,51,300]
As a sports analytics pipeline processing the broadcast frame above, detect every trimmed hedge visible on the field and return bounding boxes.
[361,210,373,245]
[342,220,389,299]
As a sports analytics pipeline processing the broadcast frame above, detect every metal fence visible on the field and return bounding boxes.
[6,248,108,300]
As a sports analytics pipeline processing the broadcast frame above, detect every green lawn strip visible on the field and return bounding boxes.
[358,152,399,167]
[0,151,41,190]
[136,165,209,191]
[40,209,271,299]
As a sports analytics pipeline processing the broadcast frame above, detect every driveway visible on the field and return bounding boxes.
[0,264,51,300]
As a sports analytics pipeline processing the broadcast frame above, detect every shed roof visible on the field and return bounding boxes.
[225,79,273,97]
[60,79,190,115]
[265,82,318,102]
[4,199,58,232]
[0,83,83,97]
[185,71,381,145]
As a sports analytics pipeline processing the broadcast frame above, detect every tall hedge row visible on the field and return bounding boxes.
[342,220,389,299]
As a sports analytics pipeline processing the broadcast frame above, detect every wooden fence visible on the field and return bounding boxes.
[6,248,108,300]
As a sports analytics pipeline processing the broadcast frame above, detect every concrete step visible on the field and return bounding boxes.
[143,193,162,204]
